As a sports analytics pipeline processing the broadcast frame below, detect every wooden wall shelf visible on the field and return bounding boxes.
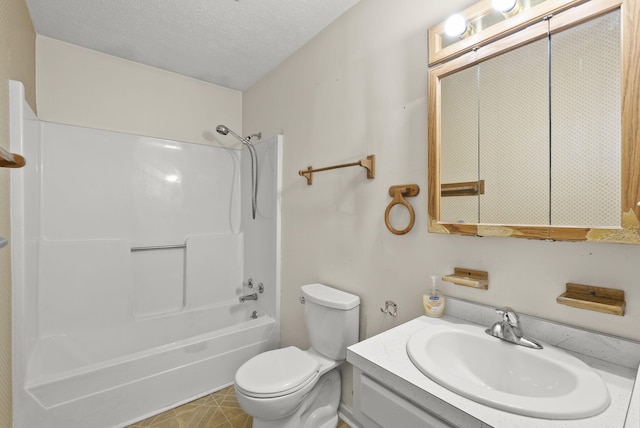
[557,283,625,316]
[442,268,488,290]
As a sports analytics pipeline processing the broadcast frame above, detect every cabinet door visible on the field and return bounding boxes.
[550,9,621,228]
[440,66,479,224]
[478,37,549,225]
[360,376,455,428]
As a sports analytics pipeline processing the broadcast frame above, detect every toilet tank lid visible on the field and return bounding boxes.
[301,283,360,310]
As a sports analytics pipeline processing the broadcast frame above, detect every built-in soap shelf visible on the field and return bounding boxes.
[557,283,626,316]
[442,268,488,290]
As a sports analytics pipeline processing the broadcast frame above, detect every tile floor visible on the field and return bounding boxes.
[127,385,351,428]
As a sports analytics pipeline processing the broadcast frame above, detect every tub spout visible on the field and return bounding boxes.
[239,293,258,303]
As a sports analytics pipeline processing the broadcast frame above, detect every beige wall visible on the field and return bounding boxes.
[36,36,242,148]
[0,0,36,425]
[244,0,640,406]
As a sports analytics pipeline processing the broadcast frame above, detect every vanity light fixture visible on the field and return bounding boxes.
[492,0,522,17]
[444,14,473,38]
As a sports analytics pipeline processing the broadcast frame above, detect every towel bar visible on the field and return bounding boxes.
[299,155,375,185]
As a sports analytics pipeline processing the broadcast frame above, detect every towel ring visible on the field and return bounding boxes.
[384,184,419,235]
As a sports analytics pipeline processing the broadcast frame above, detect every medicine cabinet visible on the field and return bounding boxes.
[427,0,640,243]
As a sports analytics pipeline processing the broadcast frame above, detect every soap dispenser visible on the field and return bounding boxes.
[423,275,446,318]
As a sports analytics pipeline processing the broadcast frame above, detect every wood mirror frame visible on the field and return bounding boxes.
[427,0,640,243]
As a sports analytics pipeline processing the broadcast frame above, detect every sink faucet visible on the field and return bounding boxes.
[485,307,543,350]
[239,293,258,303]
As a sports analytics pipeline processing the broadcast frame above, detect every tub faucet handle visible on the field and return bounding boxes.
[243,278,254,289]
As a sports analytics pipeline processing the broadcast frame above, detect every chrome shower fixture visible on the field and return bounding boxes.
[215,125,261,143]
[216,124,261,220]
[247,132,262,141]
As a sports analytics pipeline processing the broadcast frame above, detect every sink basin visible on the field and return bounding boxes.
[406,323,610,419]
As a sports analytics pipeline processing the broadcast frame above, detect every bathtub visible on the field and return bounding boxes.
[20,302,277,428]
[10,82,283,428]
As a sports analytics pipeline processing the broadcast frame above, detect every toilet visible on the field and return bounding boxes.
[234,283,360,428]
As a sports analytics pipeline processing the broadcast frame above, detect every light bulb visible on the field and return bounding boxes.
[492,0,518,13]
[165,174,180,183]
[444,14,468,37]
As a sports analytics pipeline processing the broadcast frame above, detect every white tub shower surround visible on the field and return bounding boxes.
[10,81,282,428]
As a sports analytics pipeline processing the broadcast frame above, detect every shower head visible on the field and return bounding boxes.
[215,125,230,136]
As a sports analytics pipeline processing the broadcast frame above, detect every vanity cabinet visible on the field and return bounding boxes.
[347,308,639,428]
[352,368,489,428]
[355,373,455,428]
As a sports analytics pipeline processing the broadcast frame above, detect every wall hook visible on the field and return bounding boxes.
[380,300,398,317]
[385,184,419,235]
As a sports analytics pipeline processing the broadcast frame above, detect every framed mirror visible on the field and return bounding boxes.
[428,0,640,243]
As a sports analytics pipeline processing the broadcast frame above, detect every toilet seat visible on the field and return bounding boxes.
[235,346,321,399]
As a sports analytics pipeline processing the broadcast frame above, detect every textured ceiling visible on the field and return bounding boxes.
[25,0,360,91]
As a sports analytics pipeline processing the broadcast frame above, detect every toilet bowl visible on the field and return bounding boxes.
[234,284,360,428]
[235,347,340,427]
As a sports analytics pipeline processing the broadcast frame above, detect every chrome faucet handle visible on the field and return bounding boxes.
[496,306,524,339]
[496,307,519,327]
[488,306,543,350]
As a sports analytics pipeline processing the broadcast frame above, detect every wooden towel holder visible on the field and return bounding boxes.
[299,155,375,185]
[385,184,420,235]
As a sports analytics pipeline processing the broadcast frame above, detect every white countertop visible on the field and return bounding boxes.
[348,315,639,428]
[627,371,640,428]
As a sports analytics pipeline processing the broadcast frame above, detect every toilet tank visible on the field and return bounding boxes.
[300,284,360,360]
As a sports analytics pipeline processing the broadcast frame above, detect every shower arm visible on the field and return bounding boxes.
[226,128,255,147]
